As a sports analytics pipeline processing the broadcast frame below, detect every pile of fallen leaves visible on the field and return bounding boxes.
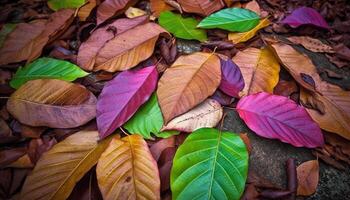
[0,0,349,199]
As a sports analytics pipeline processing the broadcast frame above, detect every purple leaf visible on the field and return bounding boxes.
[97,66,158,138]
[219,58,244,98]
[236,92,324,148]
[211,90,234,106]
[281,7,329,29]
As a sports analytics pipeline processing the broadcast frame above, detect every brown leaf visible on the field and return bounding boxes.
[240,133,252,154]
[7,154,33,168]
[333,43,350,61]
[150,0,174,17]
[260,189,292,199]
[158,147,176,192]
[77,16,149,71]
[28,136,57,164]
[0,117,12,139]
[7,79,97,128]
[287,36,334,53]
[20,124,46,138]
[177,0,224,16]
[94,23,168,72]
[273,79,298,97]
[150,136,176,161]
[96,0,138,25]
[299,88,325,114]
[244,0,261,15]
[0,147,27,168]
[312,150,345,170]
[286,158,297,200]
[297,160,319,196]
[157,52,221,123]
[78,0,97,21]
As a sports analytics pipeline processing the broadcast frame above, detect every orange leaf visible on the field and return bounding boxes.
[78,0,97,21]
[150,0,174,17]
[157,52,221,124]
[297,160,319,196]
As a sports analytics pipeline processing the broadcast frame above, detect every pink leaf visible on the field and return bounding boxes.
[236,92,324,148]
[219,58,244,98]
[281,7,329,29]
[96,66,158,138]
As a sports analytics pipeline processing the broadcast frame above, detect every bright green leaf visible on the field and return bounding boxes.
[124,93,180,139]
[10,57,89,89]
[171,128,249,200]
[159,11,207,42]
[0,24,16,48]
[48,0,86,11]
[198,8,260,32]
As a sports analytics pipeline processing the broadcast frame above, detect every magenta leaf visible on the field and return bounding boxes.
[219,58,244,98]
[236,92,324,148]
[97,66,158,138]
[281,7,329,29]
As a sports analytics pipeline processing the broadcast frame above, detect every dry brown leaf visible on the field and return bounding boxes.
[161,99,223,132]
[7,79,97,128]
[96,135,160,200]
[77,16,149,71]
[271,43,350,140]
[7,154,33,168]
[244,0,261,15]
[177,0,224,16]
[297,160,319,196]
[78,0,97,21]
[20,131,112,200]
[94,23,168,72]
[96,0,138,24]
[157,52,221,124]
[232,47,280,96]
[150,0,174,17]
[287,36,334,53]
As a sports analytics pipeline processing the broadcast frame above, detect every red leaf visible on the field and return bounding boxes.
[281,7,329,29]
[219,58,244,98]
[236,92,324,148]
[96,66,158,138]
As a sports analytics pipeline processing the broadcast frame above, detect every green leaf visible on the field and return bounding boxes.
[159,11,207,42]
[48,0,86,11]
[171,128,249,200]
[198,8,260,32]
[124,93,180,139]
[0,24,16,48]
[10,57,89,89]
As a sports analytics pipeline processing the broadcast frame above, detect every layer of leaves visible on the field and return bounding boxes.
[162,99,223,132]
[48,0,85,11]
[97,66,158,138]
[228,18,270,44]
[171,128,249,200]
[124,93,179,139]
[198,8,260,32]
[237,92,324,148]
[219,57,245,98]
[20,131,111,200]
[232,47,280,96]
[10,57,88,89]
[7,79,96,128]
[281,6,329,29]
[177,0,224,16]
[157,52,221,124]
[96,135,160,199]
[297,160,319,196]
[159,11,207,42]
[96,0,138,24]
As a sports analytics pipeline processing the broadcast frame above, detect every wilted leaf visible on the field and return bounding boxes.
[162,99,223,132]
[94,23,167,72]
[287,36,334,53]
[78,0,97,21]
[281,7,329,29]
[232,47,280,96]
[7,79,97,128]
[157,52,221,124]
[0,24,16,48]
[97,66,158,139]
[96,135,160,200]
[20,131,111,200]
[177,0,224,16]
[125,7,147,18]
[150,0,174,17]
[159,11,207,42]
[198,8,260,32]
[124,93,179,139]
[219,57,244,98]
[96,0,138,24]
[228,18,270,44]
[171,128,249,200]
[10,57,88,89]
[77,16,148,71]
[270,43,350,140]
[237,92,324,148]
[48,0,85,11]
[297,160,319,196]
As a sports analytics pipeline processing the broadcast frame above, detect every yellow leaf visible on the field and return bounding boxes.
[96,135,160,200]
[125,7,147,18]
[232,47,280,95]
[228,18,270,44]
[20,131,112,200]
